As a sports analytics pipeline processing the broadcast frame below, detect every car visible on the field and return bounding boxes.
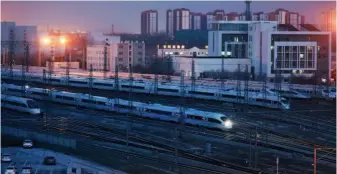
[5,166,17,174]
[1,154,12,162]
[21,166,33,174]
[23,140,33,148]
[43,156,56,165]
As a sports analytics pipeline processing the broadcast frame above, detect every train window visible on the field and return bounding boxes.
[94,83,113,87]
[157,88,179,92]
[188,91,214,96]
[27,100,39,109]
[222,94,236,98]
[115,104,136,110]
[82,99,97,104]
[2,100,26,107]
[55,95,75,100]
[147,109,171,115]
[208,118,222,124]
[69,81,87,84]
[121,85,145,89]
[50,79,60,82]
[96,101,107,105]
[31,92,49,96]
[8,89,21,92]
[187,115,204,120]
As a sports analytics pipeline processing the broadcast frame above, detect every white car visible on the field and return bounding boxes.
[23,140,33,148]
[5,166,17,174]
[21,166,33,174]
[1,154,12,162]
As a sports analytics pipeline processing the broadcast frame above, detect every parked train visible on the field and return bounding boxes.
[1,94,42,115]
[2,74,290,109]
[2,84,234,131]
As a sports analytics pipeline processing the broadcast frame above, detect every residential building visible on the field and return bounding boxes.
[116,41,146,71]
[1,21,38,66]
[141,10,158,35]
[86,44,117,72]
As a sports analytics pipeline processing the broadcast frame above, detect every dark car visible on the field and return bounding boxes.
[43,156,56,165]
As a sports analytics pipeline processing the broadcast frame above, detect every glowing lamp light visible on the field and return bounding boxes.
[25,85,29,89]
[42,37,51,45]
[321,78,327,83]
[224,119,233,129]
[59,37,67,44]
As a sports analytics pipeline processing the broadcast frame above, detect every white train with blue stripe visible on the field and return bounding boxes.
[1,94,41,115]
[2,73,290,110]
[2,83,233,130]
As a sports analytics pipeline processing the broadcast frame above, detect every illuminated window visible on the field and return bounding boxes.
[181,45,185,49]
[177,45,180,49]
[168,45,171,49]
[163,45,167,49]
[221,51,225,56]
[227,51,232,56]
[205,45,208,49]
[300,54,304,59]
[271,46,274,50]
[172,45,176,49]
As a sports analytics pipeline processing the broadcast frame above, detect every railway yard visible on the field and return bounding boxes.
[1,73,336,174]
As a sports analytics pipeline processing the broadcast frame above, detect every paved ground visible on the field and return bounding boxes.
[1,147,126,174]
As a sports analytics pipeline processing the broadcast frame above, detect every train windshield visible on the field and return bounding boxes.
[281,99,289,105]
[27,100,39,109]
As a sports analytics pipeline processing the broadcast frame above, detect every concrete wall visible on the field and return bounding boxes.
[2,126,76,149]
[172,57,251,76]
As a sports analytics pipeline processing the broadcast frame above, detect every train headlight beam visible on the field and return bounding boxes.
[224,119,233,129]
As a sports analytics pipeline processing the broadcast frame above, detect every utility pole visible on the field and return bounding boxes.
[191,57,196,92]
[244,64,249,112]
[89,64,93,98]
[127,63,134,148]
[254,126,258,168]
[274,68,282,108]
[66,44,70,86]
[103,38,109,79]
[24,30,29,73]
[154,73,158,94]
[313,147,336,174]
[221,55,225,89]
[114,57,120,111]
[236,64,242,105]
[9,29,15,79]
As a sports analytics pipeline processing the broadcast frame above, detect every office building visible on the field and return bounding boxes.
[141,10,158,35]
[208,20,331,80]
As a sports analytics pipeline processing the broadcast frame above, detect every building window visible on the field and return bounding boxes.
[118,45,123,49]
[138,45,142,49]
[129,45,132,49]
[118,52,123,55]
[118,58,123,61]
[129,51,131,56]
[129,57,131,61]
[138,52,142,55]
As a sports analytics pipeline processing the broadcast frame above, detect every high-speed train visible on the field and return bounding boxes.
[2,83,233,131]
[2,74,290,110]
[1,94,42,115]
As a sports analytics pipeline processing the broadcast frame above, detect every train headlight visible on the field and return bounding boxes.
[25,85,29,89]
[224,119,233,129]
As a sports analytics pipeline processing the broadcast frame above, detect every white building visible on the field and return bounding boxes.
[86,41,145,72]
[157,46,208,57]
[86,44,117,72]
[208,20,332,80]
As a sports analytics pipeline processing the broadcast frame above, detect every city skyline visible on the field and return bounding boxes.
[1,1,335,33]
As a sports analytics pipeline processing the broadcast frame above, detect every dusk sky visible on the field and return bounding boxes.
[1,1,335,33]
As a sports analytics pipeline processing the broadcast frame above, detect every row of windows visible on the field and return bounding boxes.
[1,100,27,107]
